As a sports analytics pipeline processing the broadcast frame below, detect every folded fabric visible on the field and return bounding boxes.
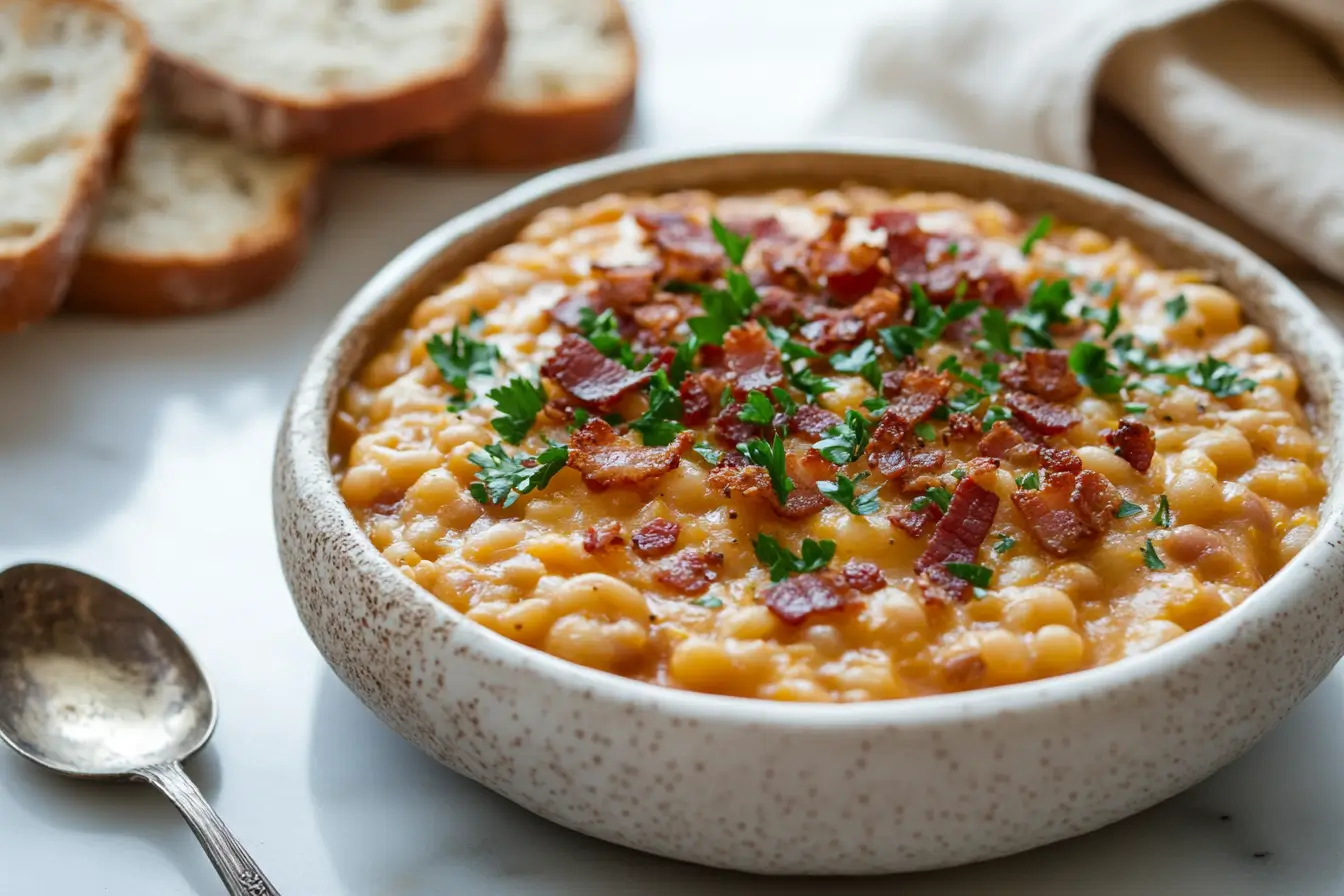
[825,0,1344,282]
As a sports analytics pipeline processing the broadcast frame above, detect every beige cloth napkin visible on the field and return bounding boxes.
[826,0,1344,284]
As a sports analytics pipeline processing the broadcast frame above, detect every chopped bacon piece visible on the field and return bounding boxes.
[678,375,712,425]
[790,403,842,440]
[867,371,950,475]
[712,402,767,447]
[631,300,691,345]
[842,560,886,593]
[890,506,940,538]
[1004,391,1080,436]
[1001,349,1081,401]
[977,420,1025,459]
[799,313,867,353]
[1039,446,1082,474]
[632,519,681,557]
[762,572,855,624]
[583,520,624,553]
[890,367,952,417]
[1106,418,1156,473]
[753,285,809,326]
[1012,469,1121,556]
[914,469,1001,602]
[548,290,597,330]
[656,549,724,595]
[567,419,693,488]
[705,450,833,520]
[720,214,789,242]
[635,210,724,283]
[899,450,947,494]
[807,213,884,304]
[852,287,904,332]
[542,335,652,410]
[948,413,981,441]
[592,264,657,310]
[872,209,1020,307]
[723,321,784,396]
[758,239,812,291]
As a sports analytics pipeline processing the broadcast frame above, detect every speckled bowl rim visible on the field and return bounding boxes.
[283,139,1344,729]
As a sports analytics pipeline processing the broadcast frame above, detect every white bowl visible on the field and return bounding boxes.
[274,142,1344,875]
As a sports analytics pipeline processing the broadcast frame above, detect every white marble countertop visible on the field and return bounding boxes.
[3,2,1343,893]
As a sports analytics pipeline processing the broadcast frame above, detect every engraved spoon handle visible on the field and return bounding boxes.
[136,761,279,896]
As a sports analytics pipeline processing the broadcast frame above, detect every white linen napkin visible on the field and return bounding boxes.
[825,0,1344,283]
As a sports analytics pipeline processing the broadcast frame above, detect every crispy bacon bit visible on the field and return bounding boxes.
[632,300,692,345]
[791,403,842,440]
[890,506,940,538]
[678,375,712,425]
[712,402,766,447]
[548,290,596,330]
[842,560,886,593]
[1001,349,1081,401]
[807,213,884,304]
[656,549,724,595]
[635,210,724,283]
[868,370,950,476]
[705,450,833,520]
[753,285,809,326]
[799,313,866,353]
[948,413,981,441]
[632,518,681,556]
[873,209,1020,307]
[723,322,784,396]
[721,214,789,242]
[542,335,652,410]
[899,450,947,493]
[762,572,854,624]
[593,264,657,310]
[567,419,693,488]
[1012,469,1121,556]
[1004,391,1080,436]
[914,469,1001,602]
[890,367,952,419]
[1106,418,1156,473]
[977,420,1025,459]
[1039,446,1082,473]
[583,520,624,553]
[852,287,904,331]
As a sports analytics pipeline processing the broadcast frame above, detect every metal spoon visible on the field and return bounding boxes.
[0,563,279,896]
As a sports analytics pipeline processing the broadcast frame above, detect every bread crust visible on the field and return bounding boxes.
[149,0,507,158]
[391,0,637,169]
[66,160,327,318]
[0,0,150,332]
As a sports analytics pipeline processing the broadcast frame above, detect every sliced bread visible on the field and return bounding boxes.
[392,0,637,169]
[0,0,149,331]
[66,122,324,317]
[127,0,507,158]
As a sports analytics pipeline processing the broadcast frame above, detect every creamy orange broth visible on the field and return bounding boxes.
[333,186,1325,702]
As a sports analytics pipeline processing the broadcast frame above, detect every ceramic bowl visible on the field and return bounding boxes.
[274,143,1344,875]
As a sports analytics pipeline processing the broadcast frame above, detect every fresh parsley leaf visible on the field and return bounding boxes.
[1016,470,1041,490]
[1088,279,1116,299]
[1011,279,1072,348]
[1152,494,1172,528]
[568,408,591,432]
[771,386,799,417]
[710,216,751,267]
[946,241,960,258]
[1123,402,1149,414]
[1165,293,1189,321]
[914,420,937,442]
[629,369,686,446]
[738,390,777,426]
[692,442,723,466]
[976,308,1018,358]
[487,377,548,444]
[1081,297,1121,338]
[692,595,724,609]
[577,307,637,367]
[1069,341,1125,395]
[814,409,873,464]
[830,340,883,389]
[739,435,794,505]
[878,283,979,360]
[945,562,993,589]
[947,387,989,415]
[992,534,1016,554]
[468,442,569,507]
[787,364,836,403]
[753,534,836,582]
[819,471,881,515]
[951,467,967,480]
[861,396,888,413]
[923,485,953,514]
[1186,356,1256,399]
[1113,334,1189,377]
[1020,215,1054,255]
[762,321,820,360]
[1142,538,1166,570]
[1114,499,1144,519]
[425,328,498,397]
[982,404,1012,431]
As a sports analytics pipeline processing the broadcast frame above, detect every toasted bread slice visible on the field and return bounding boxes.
[66,123,324,317]
[127,0,506,158]
[393,0,637,169]
[0,0,149,331]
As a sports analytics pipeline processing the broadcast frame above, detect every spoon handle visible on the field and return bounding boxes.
[136,761,280,896]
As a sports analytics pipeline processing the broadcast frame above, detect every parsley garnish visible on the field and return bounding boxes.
[628,370,686,446]
[487,377,548,444]
[693,595,724,609]
[975,308,1017,357]
[945,562,993,589]
[992,534,1016,554]
[1186,356,1256,399]
[878,283,978,360]
[819,471,881,515]
[1012,279,1072,348]
[947,241,960,258]
[1069,341,1125,395]
[1165,293,1189,321]
[1152,494,1172,528]
[671,218,761,348]
[1020,215,1054,255]
[426,328,498,401]
[1114,499,1144,519]
[914,420,937,442]
[788,365,836,403]
[569,408,590,431]
[711,216,751,266]
[1123,402,1149,414]
[1142,538,1166,570]
[739,435,794,505]
[469,442,569,507]
[770,386,799,416]
[762,321,820,360]
[982,405,1012,431]
[1081,297,1121,338]
[1113,334,1189,377]
[814,410,873,464]
[738,390,777,426]
[577,307,637,367]
[830,340,883,389]
[692,443,722,466]
[1016,470,1041,490]
[911,485,953,514]
[1088,279,1116,299]
[861,396,888,413]
[754,534,836,582]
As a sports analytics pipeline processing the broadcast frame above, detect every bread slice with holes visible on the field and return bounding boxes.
[0,0,149,331]
[125,0,506,158]
[66,122,325,317]
[392,0,637,168]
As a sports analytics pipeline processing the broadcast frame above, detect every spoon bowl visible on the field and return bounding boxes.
[0,563,215,778]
